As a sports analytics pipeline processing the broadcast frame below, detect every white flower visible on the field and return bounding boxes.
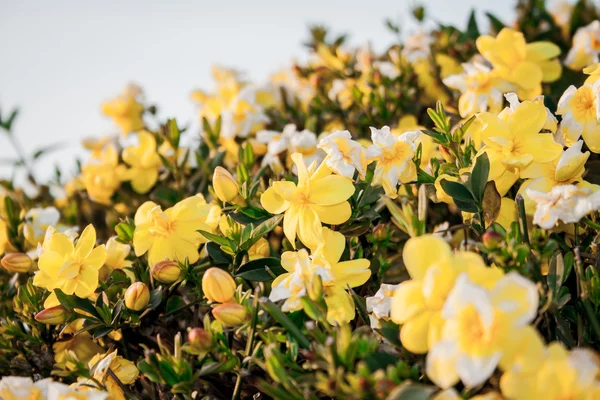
[426,272,538,389]
[556,80,600,152]
[48,381,108,400]
[23,207,60,248]
[328,79,347,102]
[317,130,368,178]
[443,63,515,117]
[402,30,433,63]
[366,283,399,328]
[527,184,600,229]
[367,126,420,198]
[289,129,321,174]
[269,249,334,312]
[373,61,399,79]
[565,20,600,70]
[0,376,52,399]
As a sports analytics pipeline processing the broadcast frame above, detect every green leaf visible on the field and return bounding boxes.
[92,326,114,340]
[54,289,101,320]
[151,185,179,206]
[486,12,505,33]
[454,199,479,213]
[198,230,232,248]
[364,351,398,372]
[206,242,233,265]
[439,179,474,202]
[166,119,181,149]
[235,258,285,281]
[421,129,447,143]
[251,214,283,240]
[165,296,185,315]
[386,383,436,400]
[466,9,480,38]
[349,288,370,325]
[260,298,311,349]
[468,152,490,202]
[548,251,565,300]
[115,220,135,243]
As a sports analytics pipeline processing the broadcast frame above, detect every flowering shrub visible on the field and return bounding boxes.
[1,1,600,399]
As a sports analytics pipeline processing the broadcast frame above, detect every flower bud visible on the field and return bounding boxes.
[151,260,181,284]
[188,328,212,352]
[35,306,69,325]
[1,253,33,273]
[125,282,150,311]
[213,167,239,203]
[202,268,236,303]
[482,231,502,250]
[438,145,455,163]
[212,303,247,327]
[248,238,270,260]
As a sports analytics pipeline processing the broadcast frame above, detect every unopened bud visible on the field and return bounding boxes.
[202,268,236,303]
[212,303,248,327]
[439,145,455,163]
[188,328,212,352]
[1,253,33,273]
[35,306,68,325]
[125,282,150,311]
[213,167,240,203]
[248,238,270,261]
[482,231,502,250]
[151,260,181,284]
[372,224,389,241]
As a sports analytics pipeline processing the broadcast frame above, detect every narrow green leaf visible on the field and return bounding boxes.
[260,298,311,349]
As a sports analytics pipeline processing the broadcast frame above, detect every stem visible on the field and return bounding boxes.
[582,218,600,231]
[516,194,529,246]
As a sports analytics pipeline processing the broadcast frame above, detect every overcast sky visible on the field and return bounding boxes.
[0,0,515,182]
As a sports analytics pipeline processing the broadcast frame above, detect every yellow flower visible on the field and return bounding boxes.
[101,85,144,136]
[366,126,419,198]
[99,237,132,281]
[269,227,370,325]
[519,140,591,214]
[89,350,138,400]
[495,198,518,231]
[393,115,437,169]
[475,98,562,195]
[476,28,561,99]
[53,319,103,369]
[425,272,538,389]
[556,81,600,152]
[317,130,369,179]
[120,131,161,194]
[260,153,354,248]
[33,224,107,298]
[443,62,515,117]
[584,63,600,84]
[501,342,600,400]
[82,144,123,205]
[390,235,503,354]
[0,377,50,400]
[1,252,33,273]
[133,194,221,266]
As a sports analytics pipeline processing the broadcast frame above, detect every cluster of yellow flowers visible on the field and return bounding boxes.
[1,3,600,399]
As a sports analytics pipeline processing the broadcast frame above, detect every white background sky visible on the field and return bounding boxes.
[0,0,515,182]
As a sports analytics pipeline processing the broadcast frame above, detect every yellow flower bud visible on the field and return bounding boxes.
[151,260,181,283]
[1,253,33,273]
[213,167,239,203]
[125,282,150,311]
[202,267,236,303]
[212,303,247,327]
[188,328,213,352]
[35,305,69,325]
[248,238,270,260]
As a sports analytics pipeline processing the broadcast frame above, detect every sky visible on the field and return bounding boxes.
[0,0,515,182]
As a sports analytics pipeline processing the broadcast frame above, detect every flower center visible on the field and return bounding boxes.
[58,260,82,280]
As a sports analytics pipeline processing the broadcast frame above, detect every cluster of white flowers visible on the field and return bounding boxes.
[0,376,107,400]
[527,184,600,229]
